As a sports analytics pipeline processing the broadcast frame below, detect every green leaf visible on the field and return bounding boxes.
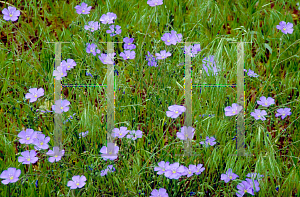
[264,43,272,54]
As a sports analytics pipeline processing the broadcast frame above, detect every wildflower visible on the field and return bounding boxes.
[86,43,101,56]
[79,131,89,138]
[202,55,219,76]
[150,188,169,197]
[126,130,143,140]
[33,134,50,150]
[18,150,38,164]
[276,21,293,34]
[53,66,67,80]
[100,12,117,24]
[161,32,177,45]
[183,44,201,57]
[106,165,116,172]
[236,181,255,197]
[25,88,44,103]
[100,145,119,161]
[98,53,116,64]
[250,109,267,121]
[120,50,135,60]
[84,21,99,32]
[164,162,186,179]
[257,96,275,107]
[51,99,70,114]
[154,161,170,175]
[221,168,239,183]
[170,30,182,43]
[106,25,122,37]
[86,72,93,77]
[112,127,129,138]
[0,167,21,185]
[180,165,198,177]
[67,175,86,189]
[166,105,186,119]
[61,59,77,71]
[224,103,243,116]
[147,0,163,7]
[247,69,259,77]
[155,50,172,60]
[74,2,92,15]
[2,6,20,22]
[46,147,65,163]
[244,69,247,72]
[200,136,217,147]
[18,128,37,144]
[123,37,136,50]
[275,108,292,120]
[245,178,260,192]
[145,51,157,67]
[176,126,195,141]
[194,164,205,175]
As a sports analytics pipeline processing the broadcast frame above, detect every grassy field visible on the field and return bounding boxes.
[0,0,300,196]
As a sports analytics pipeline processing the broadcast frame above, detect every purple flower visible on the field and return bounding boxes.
[221,168,239,183]
[154,161,170,175]
[0,167,21,185]
[246,173,264,180]
[86,72,93,77]
[46,147,65,163]
[183,44,202,57]
[161,33,177,45]
[246,178,260,192]
[244,69,247,72]
[166,105,186,119]
[106,165,116,172]
[224,103,243,116]
[164,162,186,179]
[120,50,135,60]
[86,43,101,56]
[84,21,99,32]
[275,108,292,120]
[18,128,37,144]
[180,165,198,177]
[123,37,136,50]
[106,25,122,37]
[276,21,293,34]
[61,59,76,71]
[236,181,255,197]
[100,12,117,24]
[247,69,259,77]
[147,0,163,7]
[202,55,219,76]
[257,96,275,107]
[51,99,70,114]
[33,134,50,150]
[67,175,86,189]
[18,150,38,164]
[200,136,217,147]
[126,130,143,140]
[112,127,129,138]
[74,2,92,15]
[170,30,182,43]
[2,6,20,22]
[100,145,119,161]
[79,131,89,138]
[155,50,172,60]
[176,126,195,141]
[194,164,205,175]
[145,51,157,67]
[53,66,67,80]
[98,53,116,64]
[150,188,169,197]
[25,88,44,103]
[251,109,267,121]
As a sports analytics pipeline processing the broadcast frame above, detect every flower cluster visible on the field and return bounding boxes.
[53,59,77,80]
[145,51,158,67]
[120,37,136,60]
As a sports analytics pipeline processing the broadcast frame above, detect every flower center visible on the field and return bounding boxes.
[258,115,261,117]
[68,66,70,68]
[244,189,247,193]
[282,113,285,116]
[162,169,165,171]
[9,14,12,17]
[207,142,210,145]
[92,27,94,30]
[76,183,80,186]
[26,137,30,141]
[40,142,44,145]
[61,107,63,109]
[109,151,112,155]
[34,95,37,97]
[172,170,176,173]
[119,133,122,136]
[185,134,188,137]
[229,176,232,179]
[91,49,94,52]
[233,111,236,114]
[61,73,63,75]
[155,3,157,5]
[55,155,58,158]
[10,176,14,180]
[104,60,106,62]
[167,40,170,42]
[127,56,129,59]
[162,56,165,58]
[27,158,31,161]
[175,111,178,114]
[283,28,286,30]
[82,10,85,13]
[189,171,192,174]
[265,102,267,105]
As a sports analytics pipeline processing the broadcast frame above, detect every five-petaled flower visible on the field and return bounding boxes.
[52,99,70,114]
[276,21,294,34]
[183,44,201,57]
[67,175,87,189]
[123,37,136,50]
[0,167,21,185]
[247,69,259,77]
[112,127,129,138]
[53,66,67,80]
[147,0,164,7]
[164,162,186,179]
[33,134,50,150]
[257,96,275,107]
[224,103,243,116]
[74,2,92,15]
[236,181,255,197]
[221,168,239,183]
[2,6,20,22]
[86,43,101,56]
[98,53,116,64]
[120,50,135,60]
[176,126,195,141]
[251,109,267,121]
[180,164,198,178]
[150,188,169,197]
[275,108,292,120]
[166,105,186,119]
[106,25,122,37]
[100,12,117,24]
[126,130,143,140]
[154,161,170,175]
[46,147,65,163]
[84,21,99,32]
[202,55,219,76]
[100,145,119,161]
[200,136,217,147]
[18,150,39,165]
[61,59,77,71]
[155,50,172,60]
[18,128,37,144]
[25,88,44,103]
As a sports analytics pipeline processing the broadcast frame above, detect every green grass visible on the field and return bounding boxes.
[0,0,300,196]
